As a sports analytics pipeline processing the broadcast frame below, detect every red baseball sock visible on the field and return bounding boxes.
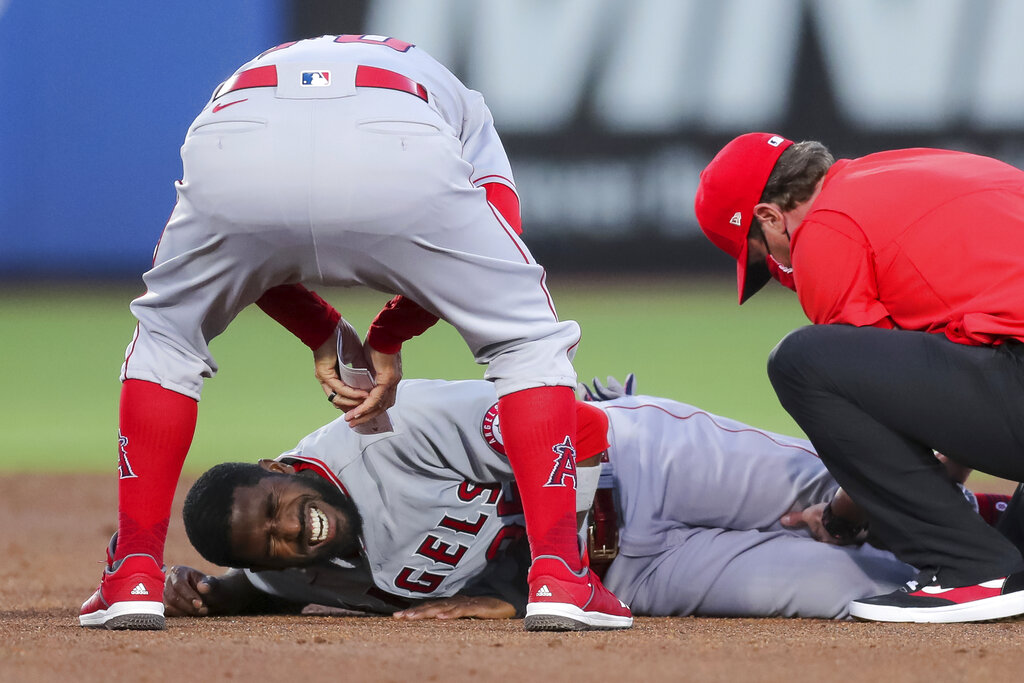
[113,379,198,566]
[498,386,581,572]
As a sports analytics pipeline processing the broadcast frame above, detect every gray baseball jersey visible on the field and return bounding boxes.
[245,379,915,619]
[123,35,578,400]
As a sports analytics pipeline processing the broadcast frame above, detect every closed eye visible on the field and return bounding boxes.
[265,493,278,559]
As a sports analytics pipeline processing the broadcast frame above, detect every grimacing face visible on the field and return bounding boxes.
[229,463,363,570]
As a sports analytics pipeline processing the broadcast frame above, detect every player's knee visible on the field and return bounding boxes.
[767,326,820,396]
[483,319,580,394]
[769,325,864,402]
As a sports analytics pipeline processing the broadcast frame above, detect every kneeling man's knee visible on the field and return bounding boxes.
[767,326,821,393]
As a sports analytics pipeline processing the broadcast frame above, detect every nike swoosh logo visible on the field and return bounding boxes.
[212,98,248,113]
[920,585,955,594]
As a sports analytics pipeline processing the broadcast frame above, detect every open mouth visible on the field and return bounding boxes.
[309,505,330,546]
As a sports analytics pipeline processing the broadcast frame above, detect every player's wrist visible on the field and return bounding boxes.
[365,331,402,355]
[821,502,868,543]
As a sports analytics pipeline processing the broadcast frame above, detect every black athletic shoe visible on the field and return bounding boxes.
[849,570,1024,623]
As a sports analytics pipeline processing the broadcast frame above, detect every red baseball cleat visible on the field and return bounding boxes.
[524,555,633,631]
[80,536,165,630]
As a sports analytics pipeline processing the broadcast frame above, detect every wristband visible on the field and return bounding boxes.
[821,502,868,543]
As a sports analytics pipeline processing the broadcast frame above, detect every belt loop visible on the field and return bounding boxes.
[354,65,428,102]
[214,65,278,100]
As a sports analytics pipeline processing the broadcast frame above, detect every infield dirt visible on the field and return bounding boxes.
[2,473,1021,683]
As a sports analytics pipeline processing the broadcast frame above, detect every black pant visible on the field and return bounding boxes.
[768,325,1024,586]
[998,484,1024,556]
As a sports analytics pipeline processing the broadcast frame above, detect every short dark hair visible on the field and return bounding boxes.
[182,462,270,567]
[759,140,834,210]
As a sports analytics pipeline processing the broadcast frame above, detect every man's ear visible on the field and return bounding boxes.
[257,459,296,474]
[753,202,786,238]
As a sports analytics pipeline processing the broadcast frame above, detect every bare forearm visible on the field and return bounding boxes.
[829,488,867,525]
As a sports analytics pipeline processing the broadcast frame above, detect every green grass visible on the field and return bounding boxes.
[0,276,810,473]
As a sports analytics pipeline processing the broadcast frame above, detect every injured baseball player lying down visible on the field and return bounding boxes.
[164,377,1009,622]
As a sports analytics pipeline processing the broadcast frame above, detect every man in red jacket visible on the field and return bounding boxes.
[693,132,1024,622]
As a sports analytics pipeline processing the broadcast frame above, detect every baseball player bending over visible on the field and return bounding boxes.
[81,35,627,631]
[165,376,1001,622]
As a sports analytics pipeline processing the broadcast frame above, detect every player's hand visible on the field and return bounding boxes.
[392,595,516,621]
[780,503,842,545]
[780,503,866,545]
[163,566,238,617]
[314,325,370,412]
[344,345,401,427]
[578,373,637,401]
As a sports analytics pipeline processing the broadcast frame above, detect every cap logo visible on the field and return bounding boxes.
[767,135,784,147]
[729,211,743,226]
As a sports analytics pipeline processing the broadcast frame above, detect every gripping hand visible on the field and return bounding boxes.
[578,373,637,401]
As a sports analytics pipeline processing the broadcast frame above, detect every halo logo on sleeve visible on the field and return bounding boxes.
[301,71,331,87]
[481,402,506,455]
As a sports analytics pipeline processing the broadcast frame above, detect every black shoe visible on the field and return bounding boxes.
[849,570,1024,623]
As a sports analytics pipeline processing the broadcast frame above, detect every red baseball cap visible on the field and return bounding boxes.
[694,132,793,304]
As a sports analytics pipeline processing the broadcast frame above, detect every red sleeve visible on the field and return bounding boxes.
[575,401,610,463]
[255,284,341,350]
[483,181,522,235]
[365,295,440,354]
[791,213,895,329]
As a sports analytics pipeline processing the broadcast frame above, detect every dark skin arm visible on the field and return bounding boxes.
[164,566,305,617]
[166,565,518,621]
[392,595,516,621]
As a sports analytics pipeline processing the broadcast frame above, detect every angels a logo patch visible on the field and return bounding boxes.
[481,402,505,455]
[545,436,577,488]
[117,430,137,479]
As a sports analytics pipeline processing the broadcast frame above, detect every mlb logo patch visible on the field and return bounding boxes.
[301,71,331,87]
